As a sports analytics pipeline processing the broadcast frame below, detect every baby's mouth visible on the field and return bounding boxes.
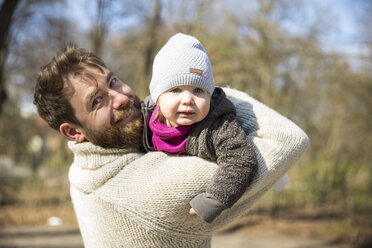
[179,110,194,115]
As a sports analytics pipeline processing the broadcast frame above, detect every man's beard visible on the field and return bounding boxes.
[84,95,144,150]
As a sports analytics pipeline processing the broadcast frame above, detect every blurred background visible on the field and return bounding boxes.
[0,0,371,247]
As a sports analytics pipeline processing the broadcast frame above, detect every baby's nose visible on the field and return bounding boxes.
[181,93,194,105]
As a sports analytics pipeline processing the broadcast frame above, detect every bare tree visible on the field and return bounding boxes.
[105,0,163,98]
[90,0,109,57]
[0,0,20,115]
[143,0,161,79]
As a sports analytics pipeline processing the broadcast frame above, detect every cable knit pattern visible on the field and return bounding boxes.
[69,87,309,248]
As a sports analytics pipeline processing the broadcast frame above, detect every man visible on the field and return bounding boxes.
[34,43,309,247]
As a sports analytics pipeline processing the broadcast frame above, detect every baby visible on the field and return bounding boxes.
[141,33,258,223]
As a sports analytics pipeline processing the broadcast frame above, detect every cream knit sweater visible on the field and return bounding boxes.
[68,87,309,248]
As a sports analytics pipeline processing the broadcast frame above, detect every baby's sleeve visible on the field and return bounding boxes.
[189,115,258,223]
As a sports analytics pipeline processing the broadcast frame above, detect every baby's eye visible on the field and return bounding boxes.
[170,88,181,93]
[109,78,116,88]
[193,88,204,94]
[92,97,102,108]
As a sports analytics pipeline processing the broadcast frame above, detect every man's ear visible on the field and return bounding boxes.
[59,123,86,143]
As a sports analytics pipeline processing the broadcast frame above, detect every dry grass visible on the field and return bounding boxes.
[218,208,372,248]
[0,171,77,227]
[0,203,77,227]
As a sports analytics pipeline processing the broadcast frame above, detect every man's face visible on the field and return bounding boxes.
[64,66,143,149]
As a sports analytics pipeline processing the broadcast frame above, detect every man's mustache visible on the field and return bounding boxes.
[111,96,141,126]
[111,98,134,125]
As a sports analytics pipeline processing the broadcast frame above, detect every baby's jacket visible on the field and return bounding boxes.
[141,87,258,223]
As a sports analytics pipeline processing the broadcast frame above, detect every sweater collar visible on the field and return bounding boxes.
[68,141,142,193]
[68,141,138,170]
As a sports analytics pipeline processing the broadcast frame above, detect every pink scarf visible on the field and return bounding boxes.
[149,106,193,154]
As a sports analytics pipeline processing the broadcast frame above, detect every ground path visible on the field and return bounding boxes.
[0,225,350,248]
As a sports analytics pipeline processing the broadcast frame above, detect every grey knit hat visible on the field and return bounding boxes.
[150,33,215,103]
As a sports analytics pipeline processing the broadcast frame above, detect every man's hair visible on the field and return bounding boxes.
[34,43,106,130]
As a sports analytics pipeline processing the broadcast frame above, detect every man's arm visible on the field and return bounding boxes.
[205,87,309,228]
[95,87,309,234]
[223,87,309,183]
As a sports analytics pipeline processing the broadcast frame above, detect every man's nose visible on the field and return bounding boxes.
[109,89,129,109]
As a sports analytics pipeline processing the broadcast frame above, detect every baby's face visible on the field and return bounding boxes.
[157,85,210,127]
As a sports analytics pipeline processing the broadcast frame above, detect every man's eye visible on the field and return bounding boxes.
[92,97,102,108]
[194,88,204,94]
[109,79,116,88]
[170,88,181,93]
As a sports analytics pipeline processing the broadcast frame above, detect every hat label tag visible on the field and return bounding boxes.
[189,68,203,74]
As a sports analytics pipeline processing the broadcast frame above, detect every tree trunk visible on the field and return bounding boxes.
[140,0,161,96]
[0,0,20,115]
[90,0,107,57]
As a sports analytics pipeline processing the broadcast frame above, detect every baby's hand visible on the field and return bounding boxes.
[189,207,198,216]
